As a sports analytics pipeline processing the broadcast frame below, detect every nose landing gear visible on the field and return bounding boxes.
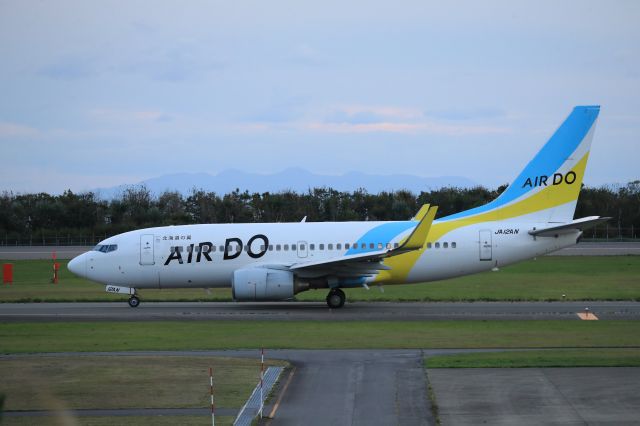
[326,288,346,309]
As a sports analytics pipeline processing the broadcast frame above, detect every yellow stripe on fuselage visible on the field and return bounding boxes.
[375,152,590,283]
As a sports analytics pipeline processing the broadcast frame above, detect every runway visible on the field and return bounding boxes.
[548,241,640,256]
[1,301,639,322]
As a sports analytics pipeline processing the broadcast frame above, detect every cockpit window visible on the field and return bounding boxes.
[93,244,118,253]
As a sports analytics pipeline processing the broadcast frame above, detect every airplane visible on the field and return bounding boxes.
[68,105,608,309]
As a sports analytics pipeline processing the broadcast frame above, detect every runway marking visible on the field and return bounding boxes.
[577,312,599,320]
[266,366,296,422]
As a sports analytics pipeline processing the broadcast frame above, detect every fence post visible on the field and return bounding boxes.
[209,367,215,426]
[260,348,264,419]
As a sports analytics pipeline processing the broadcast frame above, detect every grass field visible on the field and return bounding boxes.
[1,256,639,302]
[2,416,234,426]
[425,348,640,368]
[0,356,284,411]
[0,356,272,426]
[1,320,639,353]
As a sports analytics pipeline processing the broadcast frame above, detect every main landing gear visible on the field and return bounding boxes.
[128,294,140,308]
[326,288,346,309]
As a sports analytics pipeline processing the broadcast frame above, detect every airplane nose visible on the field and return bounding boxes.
[68,253,86,278]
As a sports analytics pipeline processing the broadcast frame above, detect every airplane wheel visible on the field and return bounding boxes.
[128,296,140,308]
[326,289,345,309]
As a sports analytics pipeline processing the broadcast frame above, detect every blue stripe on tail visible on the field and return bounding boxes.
[442,105,599,221]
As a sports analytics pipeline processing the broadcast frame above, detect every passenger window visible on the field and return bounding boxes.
[452,242,457,248]
[328,244,333,250]
[268,245,274,251]
[300,244,305,250]
[319,244,325,250]
[211,245,216,252]
[292,244,297,251]
[284,244,289,251]
[310,244,315,250]
[394,243,399,248]
[260,245,266,251]
[345,243,350,249]
[336,243,342,250]
[361,243,366,249]
[443,242,448,248]
[276,244,281,251]
[369,243,374,249]
[435,242,440,248]
[378,243,383,249]
[427,242,432,249]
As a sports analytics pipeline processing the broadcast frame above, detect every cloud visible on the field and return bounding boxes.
[89,108,174,123]
[325,105,423,124]
[237,103,510,135]
[306,121,509,135]
[121,43,224,82]
[38,55,96,80]
[425,107,507,121]
[243,95,311,123]
[307,122,425,134]
[290,43,323,65]
[315,105,508,134]
[0,122,40,138]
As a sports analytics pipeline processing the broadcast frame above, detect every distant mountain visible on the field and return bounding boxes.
[92,168,478,199]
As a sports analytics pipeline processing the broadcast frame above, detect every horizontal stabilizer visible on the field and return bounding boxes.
[528,216,611,237]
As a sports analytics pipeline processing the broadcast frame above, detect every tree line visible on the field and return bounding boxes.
[1,181,638,244]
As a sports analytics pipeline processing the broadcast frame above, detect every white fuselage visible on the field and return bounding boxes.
[70,219,579,290]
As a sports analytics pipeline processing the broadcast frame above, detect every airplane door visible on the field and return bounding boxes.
[479,230,492,261]
[140,234,155,265]
[297,241,308,258]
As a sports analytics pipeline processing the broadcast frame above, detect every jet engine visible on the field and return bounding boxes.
[232,268,301,301]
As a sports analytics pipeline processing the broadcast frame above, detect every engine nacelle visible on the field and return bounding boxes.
[232,268,295,301]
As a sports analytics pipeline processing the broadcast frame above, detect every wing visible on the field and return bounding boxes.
[528,216,611,237]
[290,205,437,281]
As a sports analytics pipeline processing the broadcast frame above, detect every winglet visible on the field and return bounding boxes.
[397,205,438,252]
[412,204,430,221]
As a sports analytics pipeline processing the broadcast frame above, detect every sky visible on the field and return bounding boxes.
[1,0,639,194]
